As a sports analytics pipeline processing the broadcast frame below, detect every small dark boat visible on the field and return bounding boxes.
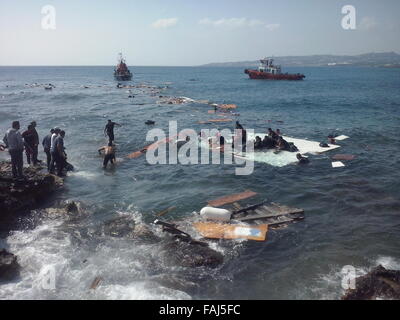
[114,53,132,81]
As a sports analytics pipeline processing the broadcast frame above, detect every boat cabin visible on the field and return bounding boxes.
[258,58,281,74]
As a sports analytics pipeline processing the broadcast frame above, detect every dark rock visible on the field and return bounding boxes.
[0,249,20,281]
[0,161,63,220]
[96,216,160,243]
[162,238,223,268]
[342,265,400,300]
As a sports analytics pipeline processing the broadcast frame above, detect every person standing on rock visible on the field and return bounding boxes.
[53,130,66,177]
[104,120,121,144]
[30,121,41,164]
[42,128,54,171]
[22,124,36,165]
[49,128,61,174]
[3,121,24,179]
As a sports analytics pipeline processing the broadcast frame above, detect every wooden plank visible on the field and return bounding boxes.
[193,222,268,241]
[267,215,304,226]
[208,190,257,207]
[332,154,356,161]
[236,208,304,222]
[198,118,233,124]
[90,276,103,290]
[156,206,176,217]
[126,136,174,159]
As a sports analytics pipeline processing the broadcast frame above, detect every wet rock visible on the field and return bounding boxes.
[0,161,63,220]
[151,274,200,293]
[65,201,79,214]
[162,238,223,268]
[342,265,400,300]
[97,216,160,243]
[0,249,20,281]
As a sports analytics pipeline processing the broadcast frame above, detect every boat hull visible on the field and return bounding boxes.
[244,69,305,80]
[114,73,132,81]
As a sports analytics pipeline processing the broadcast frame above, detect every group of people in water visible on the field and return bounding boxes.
[1,117,311,179]
[254,128,299,153]
[235,122,309,164]
[1,121,71,179]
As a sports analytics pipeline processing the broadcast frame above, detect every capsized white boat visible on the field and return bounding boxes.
[200,132,341,167]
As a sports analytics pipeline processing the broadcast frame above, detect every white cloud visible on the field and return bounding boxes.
[151,18,178,29]
[358,16,377,30]
[199,17,280,30]
[265,23,280,31]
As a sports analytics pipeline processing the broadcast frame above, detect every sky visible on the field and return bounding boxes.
[0,0,399,66]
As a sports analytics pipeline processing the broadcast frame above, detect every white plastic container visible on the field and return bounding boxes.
[199,206,231,222]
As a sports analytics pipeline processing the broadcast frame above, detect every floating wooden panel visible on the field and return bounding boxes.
[332,154,356,161]
[194,222,268,241]
[208,190,257,207]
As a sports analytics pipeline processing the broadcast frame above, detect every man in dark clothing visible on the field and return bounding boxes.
[42,128,54,171]
[22,124,36,165]
[30,121,40,164]
[3,121,24,178]
[53,130,66,176]
[262,135,276,149]
[254,136,263,150]
[235,121,244,130]
[267,128,278,141]
[104,120,121,143]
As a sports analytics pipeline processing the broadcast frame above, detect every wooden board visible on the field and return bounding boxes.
[219,104,237,109]
[332,154,356,161]
[208,190,257,207]
[198,119,233,124]
[193,222,268,241]
[233,202,304,222]
[126,136,173,159]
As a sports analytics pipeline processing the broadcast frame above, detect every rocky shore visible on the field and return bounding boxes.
[342,265,400,300]
[0,161,63,226]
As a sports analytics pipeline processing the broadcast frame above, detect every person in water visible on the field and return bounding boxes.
[262,135,276,149]
[98,142,116,168]
[276,136,291,151]
[3,121,24,179]
[235,121,244,130]
[254,136,263,150]
[276,129,282,137]
[104,120,121,143]
[268,128,278,140]
[296,153,309,164]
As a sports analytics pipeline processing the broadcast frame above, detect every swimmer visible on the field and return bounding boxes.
[296,153,309,165]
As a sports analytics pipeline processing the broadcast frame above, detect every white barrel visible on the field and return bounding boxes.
[199,207,231,222]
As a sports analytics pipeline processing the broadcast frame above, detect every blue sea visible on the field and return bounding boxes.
[0,65,399,299]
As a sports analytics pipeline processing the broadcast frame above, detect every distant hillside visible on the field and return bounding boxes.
[200,52,400,68]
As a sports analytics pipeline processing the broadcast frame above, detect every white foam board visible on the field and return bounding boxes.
[332,161,345,168]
